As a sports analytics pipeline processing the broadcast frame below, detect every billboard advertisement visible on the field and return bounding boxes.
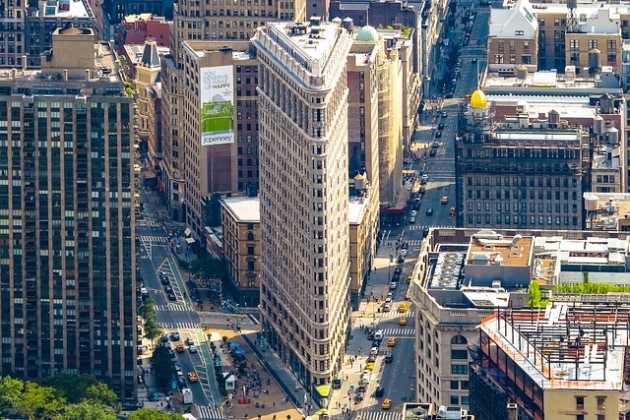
[200,66,234,146]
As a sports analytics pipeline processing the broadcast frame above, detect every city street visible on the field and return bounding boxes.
[136,216,224,418]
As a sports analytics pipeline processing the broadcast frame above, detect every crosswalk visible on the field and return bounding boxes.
[161,321,198,330]
[155,303,193,312]
[196,404,225,419]
[137,219,161,227]
[380,327,414,337]
[408,225,453,231]
[138,235,169,243]
[406,240,422,246]
[360,410,402,420]
[381,311,414,319]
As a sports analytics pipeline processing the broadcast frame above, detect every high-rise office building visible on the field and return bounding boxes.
[0,26,136,399]
[253,18,353,401]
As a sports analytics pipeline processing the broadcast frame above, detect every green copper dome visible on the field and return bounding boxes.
[356,25,379,42]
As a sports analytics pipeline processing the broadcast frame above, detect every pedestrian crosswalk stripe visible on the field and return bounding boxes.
[380,311,414,319]
[138,235,169,243]
[162,321,198,329]
[155,304,191,312]
[380,327,414,337]
[137,220,161,227]
[406,240,422,245]
[359,410,401,420]
[196,404,225,419]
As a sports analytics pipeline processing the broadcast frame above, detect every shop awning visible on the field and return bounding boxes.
[185,237,195,244]
[315,384,331,398]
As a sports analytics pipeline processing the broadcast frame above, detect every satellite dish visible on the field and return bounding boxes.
[437,405,447,417]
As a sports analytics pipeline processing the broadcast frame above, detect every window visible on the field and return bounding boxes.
[597,396,606,410]
[450,381,459,390]
[450,395,459,405]
[570,39,579,50]
[576,396,585,410]
[451,335,467,345]
[515,30,524,36]
[607,39,616,50]
[451,365,468,375]
[588,39,598,49]
[576,416,584,420]
[451,350,468,360]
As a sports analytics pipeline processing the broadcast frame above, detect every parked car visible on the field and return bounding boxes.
[170,332,180,341]
[426,208,434,216]
[375,386,385,398]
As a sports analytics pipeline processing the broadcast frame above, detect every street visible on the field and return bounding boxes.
[136,217,224,419]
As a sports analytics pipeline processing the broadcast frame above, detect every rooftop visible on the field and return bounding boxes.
[254,17,353,90]
[32,0,92,18]
[487,94,599,120]
[480,305,627,390]
[401,403,473,420]
[467,232,533,267]
[221,195,260,223]
[124,43,170,66]
[183,41,256,61]
[584,192,630,231]
[483,69,622,91]
[348,196,369,225]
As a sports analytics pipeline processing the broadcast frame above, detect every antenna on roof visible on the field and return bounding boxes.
[476,59,480,89]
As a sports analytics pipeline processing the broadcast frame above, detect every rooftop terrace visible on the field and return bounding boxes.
[480,304,628,390]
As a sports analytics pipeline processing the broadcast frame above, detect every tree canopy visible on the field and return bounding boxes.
[128,408,186,420]
[151,346,175,389]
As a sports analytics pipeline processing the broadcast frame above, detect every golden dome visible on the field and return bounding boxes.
[354,173,366,181]
[469,89,487,109]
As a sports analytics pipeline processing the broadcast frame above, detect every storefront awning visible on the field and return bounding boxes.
[185,237,195,244]
[315,384,331,398]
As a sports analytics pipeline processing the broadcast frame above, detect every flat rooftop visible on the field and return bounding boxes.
[480,305,627,391]
[584,193,630,231]
[467,233,533,267]
[349,196,369,225]
[484,71,601,90]
[487,94,598,120]
[221,195,260,223]
[265,19,345,75]
[33,0,92,18]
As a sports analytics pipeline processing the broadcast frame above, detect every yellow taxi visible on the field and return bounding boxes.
[381,398,392,410]
[399,317,408,326]
[441,195,449,204]
[176,344,185,353]
[366,362,375,371]
[187,372,199,382]
[398,303,409,313]
[387,338,397,347]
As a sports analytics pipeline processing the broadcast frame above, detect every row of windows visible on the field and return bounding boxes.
[468,201,578,213]
[467,175,577,188]
[466,189,579,201]
[466,214,579,226]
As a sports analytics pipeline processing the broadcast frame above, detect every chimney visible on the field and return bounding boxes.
[22,55,27,71]
[85,69,90,79]
[63,69,68,81]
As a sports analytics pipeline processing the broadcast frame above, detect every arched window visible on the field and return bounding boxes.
[451,335,467,345]
[247,232,254,241]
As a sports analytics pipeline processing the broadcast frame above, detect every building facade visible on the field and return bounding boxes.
[0,27,136,399]
[455,89,591,230]
[221,195,261,307]
[180,41,259,235]
[253,19,353,402]
[488,0,538,72]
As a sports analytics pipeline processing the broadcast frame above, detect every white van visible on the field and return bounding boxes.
[374,330,384,341]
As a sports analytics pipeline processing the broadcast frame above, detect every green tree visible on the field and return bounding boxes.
[45,373,99,403]
[13,382,66,420]
[85,383,119,409]
[53,401,118,420]
[0,375,23,414]
[528,281,542,307]
[127,408,185,420]
[189,256,225,281]
[140,298,162,340]
[150,346,174,389]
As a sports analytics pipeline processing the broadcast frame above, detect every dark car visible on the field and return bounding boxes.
[438,123,444,130]
[170,332,180,341]
[429,149,437,157]
[423,226,430,236]
[435,131,442,138]
[160,333,169,343]
[385,352,394,363]
[394,267,402,276]
[354,392,365,403]
[165,285,174,294]
[426,208,434,216]
[441,111,448,118]
[374,386,385,398]
[167,293,177,302]
[160,275,170,286]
